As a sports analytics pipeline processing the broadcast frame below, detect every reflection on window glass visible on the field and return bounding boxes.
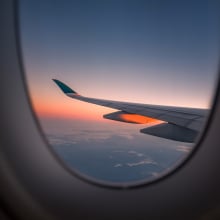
[19,1,220,186]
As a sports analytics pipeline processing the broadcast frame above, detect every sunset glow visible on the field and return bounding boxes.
[31,95,116,121]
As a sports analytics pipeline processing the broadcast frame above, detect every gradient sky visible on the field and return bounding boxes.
[19,0,220,121]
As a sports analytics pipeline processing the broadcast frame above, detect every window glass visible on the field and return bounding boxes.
[19,0,220,186]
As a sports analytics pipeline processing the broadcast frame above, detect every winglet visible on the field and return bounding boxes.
[52,79,78,95]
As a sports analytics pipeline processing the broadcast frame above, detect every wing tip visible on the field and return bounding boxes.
[52,79,78,94]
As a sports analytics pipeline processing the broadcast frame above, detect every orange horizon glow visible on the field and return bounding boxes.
[34,105,109,121]
[30,95,117,121]
[35,109,103,121]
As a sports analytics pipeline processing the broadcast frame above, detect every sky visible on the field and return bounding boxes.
[19,0,220,122]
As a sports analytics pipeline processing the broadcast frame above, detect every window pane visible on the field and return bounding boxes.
[19,0,220,186]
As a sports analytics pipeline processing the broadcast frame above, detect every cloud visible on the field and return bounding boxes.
[126,158,157,167]
[47,135,77,145]
[128,150,144,157]
[176,145,192,153]
[57,128,138,143]
[114,164,123,168]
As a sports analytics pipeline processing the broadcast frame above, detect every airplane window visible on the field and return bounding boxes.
[18,1,220,187]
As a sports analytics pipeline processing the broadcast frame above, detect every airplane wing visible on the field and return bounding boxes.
[53,79,208,143]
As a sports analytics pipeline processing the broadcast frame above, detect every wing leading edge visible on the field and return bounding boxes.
[53,79,208,143]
